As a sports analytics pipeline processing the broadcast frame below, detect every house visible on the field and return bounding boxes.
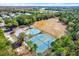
[0,20,5,28]
[14,29,23,37]
[0,23,5,28]
[25,13,31,15]
[14,27,27,37]
[9,13,16,18]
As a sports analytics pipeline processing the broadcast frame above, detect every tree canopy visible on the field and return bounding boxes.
[0,28,17,55]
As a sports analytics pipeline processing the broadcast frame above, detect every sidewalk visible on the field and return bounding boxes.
[4,33,16,43]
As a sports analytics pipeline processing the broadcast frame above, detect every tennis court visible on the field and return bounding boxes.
[25,28,41,35]
[30,34,56,54]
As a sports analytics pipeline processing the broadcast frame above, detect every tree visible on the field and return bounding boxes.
[27,41,37,54]
[27,40,33,47]
[6,23,12,29]
[32,44,37,54]
[4,18,13,29]
[0,28,17,55]
[0,17,3,23]
[4,18,12,24]
[51,35,75,56]
[19,32,26,42]
[12,20,18,27]
[14,15,33,25]
[0,28,8,49]
[25,19,31,25]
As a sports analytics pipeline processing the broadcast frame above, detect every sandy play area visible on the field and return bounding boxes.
[32,17,67,38]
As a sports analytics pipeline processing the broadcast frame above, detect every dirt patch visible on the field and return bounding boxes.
[32,17,67,38]
[15,45,35,56]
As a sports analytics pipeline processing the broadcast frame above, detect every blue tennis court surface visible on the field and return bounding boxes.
[29,34,56,54]
[25,28,41,35]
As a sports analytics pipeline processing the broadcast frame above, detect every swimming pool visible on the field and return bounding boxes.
[25,28,41,35]
[29,34,56,54]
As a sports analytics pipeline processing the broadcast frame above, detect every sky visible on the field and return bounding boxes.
[0,0,79,6]
[0,0,79,3]
[0,3,79,6]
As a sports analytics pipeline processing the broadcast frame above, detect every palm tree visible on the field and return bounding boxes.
[32,44,37,55]
[19,32,26,43]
